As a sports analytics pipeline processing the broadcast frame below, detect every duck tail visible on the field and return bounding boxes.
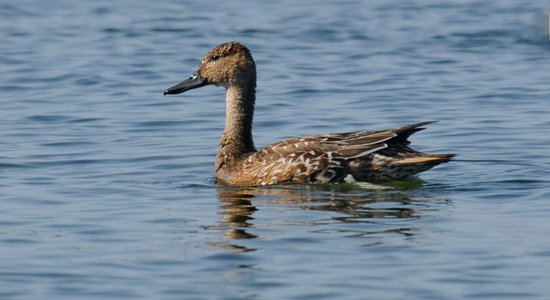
[393,153,455,166]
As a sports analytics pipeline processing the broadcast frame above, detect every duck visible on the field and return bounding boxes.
[164,42,454,186]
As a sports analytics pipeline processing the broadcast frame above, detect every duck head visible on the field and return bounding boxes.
[164,42,256,95]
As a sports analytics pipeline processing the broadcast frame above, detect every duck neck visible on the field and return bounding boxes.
[219,83,256,159]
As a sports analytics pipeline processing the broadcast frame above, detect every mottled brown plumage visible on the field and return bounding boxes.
[164,42,454,186]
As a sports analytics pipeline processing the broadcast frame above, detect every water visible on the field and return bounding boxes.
[2,0,550,299]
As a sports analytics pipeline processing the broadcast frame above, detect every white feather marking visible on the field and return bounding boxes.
[355,182,391,190]
[344,174,390,189]
[343,174,357,183]
[347,145,387,159]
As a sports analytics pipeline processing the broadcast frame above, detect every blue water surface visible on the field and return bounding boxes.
[2,0,550,299]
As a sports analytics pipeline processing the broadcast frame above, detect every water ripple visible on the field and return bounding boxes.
[2,0,550,299]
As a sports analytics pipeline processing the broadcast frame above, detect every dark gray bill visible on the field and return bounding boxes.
[164,72,207,95]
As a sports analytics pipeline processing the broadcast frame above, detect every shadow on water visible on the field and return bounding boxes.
[215,183,453,252]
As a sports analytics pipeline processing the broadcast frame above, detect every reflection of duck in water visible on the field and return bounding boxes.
[218,188,257,241]
[216,186,436,245]
[165,42,454,186]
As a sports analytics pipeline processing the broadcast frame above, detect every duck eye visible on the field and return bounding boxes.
[211,55,220,61]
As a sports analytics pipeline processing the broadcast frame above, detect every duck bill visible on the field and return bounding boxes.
[164,72,207,95]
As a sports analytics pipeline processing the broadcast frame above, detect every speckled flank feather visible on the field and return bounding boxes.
[164,42,454,186]
[218,121,454,185]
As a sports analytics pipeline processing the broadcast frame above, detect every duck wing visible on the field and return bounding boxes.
[244,122,440,184]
